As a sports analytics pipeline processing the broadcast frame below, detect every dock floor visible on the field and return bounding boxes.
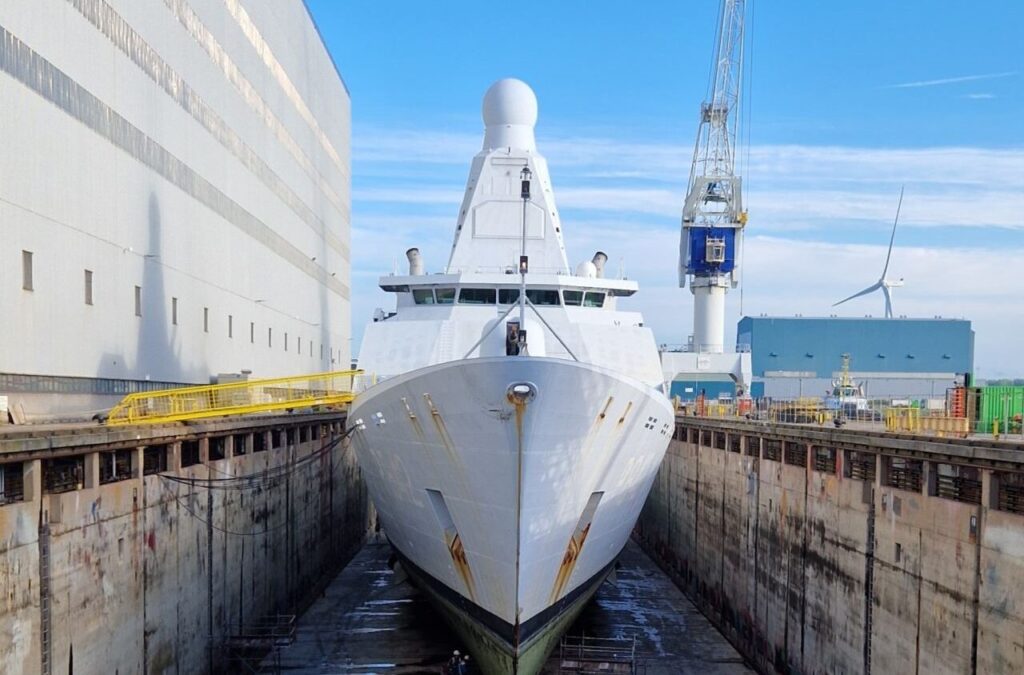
[268,538,753,674]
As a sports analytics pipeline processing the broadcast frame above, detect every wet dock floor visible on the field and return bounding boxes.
[268,539,753,674]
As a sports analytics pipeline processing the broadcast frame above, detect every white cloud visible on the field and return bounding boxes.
[563,228,1022,378]
[356,129,1024,189]
[885,71,1018,89]
[349,127,1024,376]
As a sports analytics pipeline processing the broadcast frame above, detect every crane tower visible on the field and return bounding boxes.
[680,0,747,354]
[662,0,752,397]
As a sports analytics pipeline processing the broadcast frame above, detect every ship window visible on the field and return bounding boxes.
[563,290,583,306]
[435,288,456,304]
[413,289,435,305]
[134,285,142,316]
[526,289,560,306]
[583,292,606,307]
[203,307,209,333]
[172,297,178,325]
[498,289,519,304]
[458,288,496,304]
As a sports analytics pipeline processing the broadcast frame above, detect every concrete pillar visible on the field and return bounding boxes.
[23,458,42,503]
[168,442,181,472]
[199,437,209,463]
[982,469,994,509]
[84,451,101,489]
[225,435,235,459]
[924,461,936,496]
[133,446,144,479]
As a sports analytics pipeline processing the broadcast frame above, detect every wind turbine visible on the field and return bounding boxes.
[834,186,905,319]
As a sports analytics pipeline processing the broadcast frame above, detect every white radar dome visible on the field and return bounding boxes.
[482,78,538,128]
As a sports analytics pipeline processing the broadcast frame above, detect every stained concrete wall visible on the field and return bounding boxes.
[637,419,1024,675]
[0,413,371,674]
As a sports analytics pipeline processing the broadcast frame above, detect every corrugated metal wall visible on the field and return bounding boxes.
[738,316,974,378]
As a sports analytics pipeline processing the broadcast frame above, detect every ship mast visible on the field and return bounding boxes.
[679,0,748,354]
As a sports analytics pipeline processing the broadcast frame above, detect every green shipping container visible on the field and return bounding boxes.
[976,386,1024,432]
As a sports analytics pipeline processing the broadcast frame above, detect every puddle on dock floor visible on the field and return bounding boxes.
[269,539,753,674]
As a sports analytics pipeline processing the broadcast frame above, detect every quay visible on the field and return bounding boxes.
[638,416,1024,675]
[0,413,371,674]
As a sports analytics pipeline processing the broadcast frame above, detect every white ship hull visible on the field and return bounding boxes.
[350,356,673,673]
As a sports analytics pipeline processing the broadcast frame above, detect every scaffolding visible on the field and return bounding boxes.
[558,634,641,674]
[106,370,363,426]
[218,614,296,674]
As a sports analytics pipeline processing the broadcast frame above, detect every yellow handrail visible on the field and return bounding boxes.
[106,369,364,426]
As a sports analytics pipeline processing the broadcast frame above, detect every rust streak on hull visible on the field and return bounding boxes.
[446,532,477,602]
[549,523,592,603]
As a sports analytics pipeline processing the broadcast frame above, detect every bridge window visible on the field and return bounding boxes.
[583,291,606,307]
[526,289,560,305]
[435,288,456,304]
[499,288,519,304]
[413,289,435,305]
[458,288,496,304]
[563,290,583,306]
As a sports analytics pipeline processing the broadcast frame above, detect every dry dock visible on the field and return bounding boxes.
[0,413,372,674]
[269,539,752,674]
[638,416,1024,675]
[5,411,1024,674]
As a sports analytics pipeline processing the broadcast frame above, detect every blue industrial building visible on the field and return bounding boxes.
[737,316,974,399]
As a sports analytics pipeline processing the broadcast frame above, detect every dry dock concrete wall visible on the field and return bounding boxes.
[637,417,1024,675]
[0,412,372,674]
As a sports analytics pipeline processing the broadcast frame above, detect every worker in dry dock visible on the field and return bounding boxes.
[444,650,461,674]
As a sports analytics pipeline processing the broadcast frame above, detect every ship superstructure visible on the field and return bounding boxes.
[350,79,673,674]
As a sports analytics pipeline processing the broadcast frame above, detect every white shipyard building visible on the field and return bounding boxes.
[0,0,351,420]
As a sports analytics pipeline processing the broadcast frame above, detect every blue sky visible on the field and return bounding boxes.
[307,0,1024,378]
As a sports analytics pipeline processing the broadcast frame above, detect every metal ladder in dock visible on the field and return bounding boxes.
[39,522,52,675]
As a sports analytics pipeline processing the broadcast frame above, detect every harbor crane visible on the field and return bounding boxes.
[663,0,753,397]
[679,0,748,353]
